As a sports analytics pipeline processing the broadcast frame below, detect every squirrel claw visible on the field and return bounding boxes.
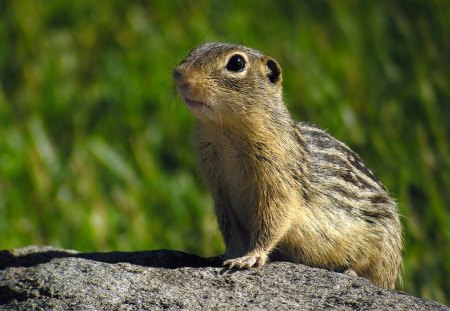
[223,252,268,269]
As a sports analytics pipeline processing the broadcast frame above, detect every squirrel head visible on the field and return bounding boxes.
[173,43,284,126]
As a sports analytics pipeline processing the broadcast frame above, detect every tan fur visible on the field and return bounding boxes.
[173,43,402,289]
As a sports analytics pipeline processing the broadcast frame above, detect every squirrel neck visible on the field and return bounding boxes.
[221,97,293,138]
[195,101,306,163]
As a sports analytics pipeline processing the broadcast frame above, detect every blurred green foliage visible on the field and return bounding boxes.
[0,0,449,304]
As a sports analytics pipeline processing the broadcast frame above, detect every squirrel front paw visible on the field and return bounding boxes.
[223,251,268,269]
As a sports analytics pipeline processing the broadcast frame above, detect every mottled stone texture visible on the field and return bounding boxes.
[0,246,448,310]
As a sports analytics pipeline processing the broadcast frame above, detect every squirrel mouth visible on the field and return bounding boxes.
[183,97,210,112]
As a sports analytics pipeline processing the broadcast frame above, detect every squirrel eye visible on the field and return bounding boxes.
[226,54,246,72]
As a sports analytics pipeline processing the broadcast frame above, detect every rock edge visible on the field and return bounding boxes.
[0,246,448,310]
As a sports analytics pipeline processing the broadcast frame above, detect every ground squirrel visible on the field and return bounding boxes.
[173,42,402,289]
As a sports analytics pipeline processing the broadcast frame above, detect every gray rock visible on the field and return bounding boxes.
[0,246,447,310]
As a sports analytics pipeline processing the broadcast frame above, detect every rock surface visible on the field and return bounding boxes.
[0,246,448,310]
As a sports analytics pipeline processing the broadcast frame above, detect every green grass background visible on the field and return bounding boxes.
[0,0,449,304]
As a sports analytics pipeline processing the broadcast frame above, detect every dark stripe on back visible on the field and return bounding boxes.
[312,152,379,192]
[298,122,385,190]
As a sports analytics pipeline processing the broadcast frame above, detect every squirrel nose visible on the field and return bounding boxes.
[173,69,193,94]
[172,68,182,81]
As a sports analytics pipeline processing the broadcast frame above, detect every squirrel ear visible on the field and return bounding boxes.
[266,58,282,84]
